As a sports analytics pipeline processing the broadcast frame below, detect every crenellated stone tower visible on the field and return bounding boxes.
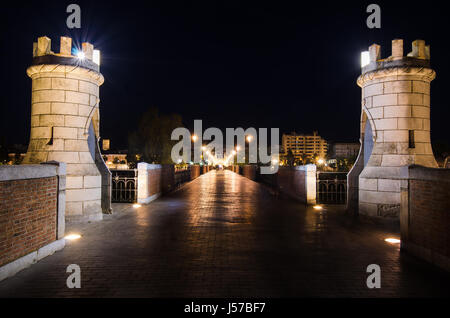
[23,36,108,222]
[348,39,438,218]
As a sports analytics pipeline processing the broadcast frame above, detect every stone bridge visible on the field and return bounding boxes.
[1,170,449,297]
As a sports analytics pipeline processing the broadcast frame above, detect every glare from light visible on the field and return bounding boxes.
[272,159,278,165]
[385,238,401,244]
[77,51,85,60]
[317,158,325,165]
[201,146,206,151]
[192,135,198,142]
[246,135,253,142]
[361,51,370,68]
[236,145,241,151]
[313,205,323,210]
[232,150,236,155]
[133,204,142,208]
[93,49,100,65]
[65,233,81,241]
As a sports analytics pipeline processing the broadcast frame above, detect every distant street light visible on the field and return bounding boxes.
[246,135,253,142]
[192,134,198,142]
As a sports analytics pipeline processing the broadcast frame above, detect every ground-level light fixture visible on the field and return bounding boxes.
[133,203,142,208]
[64,233,82,241]
[385,238,401,244]
[313,205,323,210]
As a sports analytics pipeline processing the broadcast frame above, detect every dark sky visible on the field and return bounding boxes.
[1,1,449,149]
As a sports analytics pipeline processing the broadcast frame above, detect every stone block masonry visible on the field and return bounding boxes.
[349,39,438,219]
[23,36,105,222]
[0,162,66,281]
[400,166,450,272]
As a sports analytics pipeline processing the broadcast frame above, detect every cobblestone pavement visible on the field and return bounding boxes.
[1,170,449,297]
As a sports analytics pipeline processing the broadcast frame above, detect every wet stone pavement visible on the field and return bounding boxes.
[0,170,449,297]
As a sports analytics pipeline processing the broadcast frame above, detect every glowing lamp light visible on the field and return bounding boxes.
[77,51,85,60]
[385,238,401,244]
[313,205,323,211]
[93,49,100,65]
[65,233,81,241]
[361,51,370,68]
[317,158,325,165]
[133,204,142,208]
[201,146,206,151]
[192,135,198,142]
[232,150,237,155]
[246,135,253,142]
[236,145,241,151]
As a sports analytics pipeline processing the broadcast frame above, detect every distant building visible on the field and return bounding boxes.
[330,142,360,159]
[100,139,129,169]
[102,150,128,170]
[282,131,328,162]
[102,139,110,151]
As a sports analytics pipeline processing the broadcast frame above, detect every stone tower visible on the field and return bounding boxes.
[23,36,107,222]
[348,39,437,218]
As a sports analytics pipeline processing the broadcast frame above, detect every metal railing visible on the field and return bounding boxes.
[316,172,347,204]
[111,169,138,203]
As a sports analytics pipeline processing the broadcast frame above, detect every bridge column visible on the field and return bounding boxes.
[23,36,107,222]
[348,39,437,218]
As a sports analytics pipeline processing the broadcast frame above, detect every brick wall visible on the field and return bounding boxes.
[241,165,257,180]
[161,165,175,193]
[261,166,316,204]
[201,165,211,174]
[277,167,307,200]
[190,165,201,180]
[148,168,162,197]
[138,163,211,204]
[401,165,450,272]
[0,163,66,277]
[0,177,57,267]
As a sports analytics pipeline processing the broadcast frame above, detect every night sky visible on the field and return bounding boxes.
[1,1,449,149]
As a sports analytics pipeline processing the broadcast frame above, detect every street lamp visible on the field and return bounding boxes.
[76,51,85,60]
[361,51,370,68]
